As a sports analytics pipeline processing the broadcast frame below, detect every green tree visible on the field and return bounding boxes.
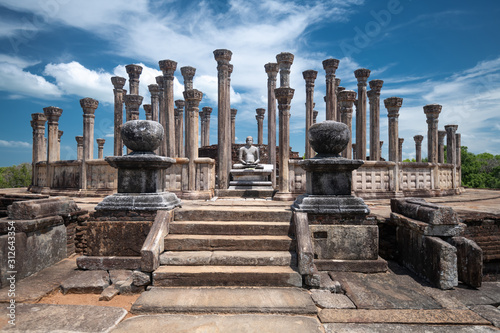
[461,146,500,189]
[0,163,32,188]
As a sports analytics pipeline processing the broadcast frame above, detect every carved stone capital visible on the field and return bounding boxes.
[231,108,238,119]
[111,76,126,89]
[369,79,384,94]
[155,76,165,88]
[43,106,63,123]
[124,95,143,110]
[31,113,47,128]
[256,108,266,119]
[58,130,64,139]
[399,138,404,145]
[96,138,106,147]
[438,130,447,143]
[384,96,403,109]
[337,86,346,94]
[213,49,232,63]
[80,97,99,114]
[125,64,143,80]
[413,135,424,144]
[335,78,341,88]
[75,136,84,145]
[143,104,152,117]
[354,68,371,84]
[274,87,295,104]
[159,59,177,78]
[322,58,340,74]
[338,90,357,103]
[423,104,442,119]
[181,66,196,80]
[183,89,203,105]
[228,64,233,76]
[276,52,294,66]
[265,62,279,77]
[444,124,458,132]
[302,70,318,82]
[175,99,185,109]
[203,106,213,116]
[148,84,160,95]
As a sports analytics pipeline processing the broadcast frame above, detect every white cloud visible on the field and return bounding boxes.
[0,140,31,148]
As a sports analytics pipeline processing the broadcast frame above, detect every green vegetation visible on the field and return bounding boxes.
[0,163,32,188]
[461,147,500,189]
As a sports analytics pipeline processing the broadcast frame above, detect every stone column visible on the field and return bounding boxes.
[313,110,318,124]
[31,113,46,163]
[380,141,384,160]
[398,138,404,162]
[199,109,206,147]
[124,95,143,122]
[159,60,177,157]
[303,70,318,159]
[352,143,357,160]
[336,86,345,123]
[203,107,212,146]
[96,138,105,159]
[384,97,403,162]
[111,76,126,156]
[80,98,98,160]
[214,49,232,189]
[338,90,356,159]
[125,64,142,95]
[144,104,152,120]
[57,130,63,161]
[368,79,383,162]
[322,58,339,121]
[275,87,294,198]
[414,135,424,162]
[265,62,279,188]
[354,68,371,160]
[75,136,83,160]
[174,100,185,157]
[184,89,203,192]
[231,108,237,144]
[181,66,196,90]
[438,130,447,164]
[43,107,63,164]
[148,84,160,122]
[335,78,341,121]
[423,104,442,164]
[255,108,266,145]
[30,113,46,186]
[276,52,294,88]
[456,133,462,186]
[445,125,458,165]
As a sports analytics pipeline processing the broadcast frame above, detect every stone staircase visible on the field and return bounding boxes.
[153,205,302,287]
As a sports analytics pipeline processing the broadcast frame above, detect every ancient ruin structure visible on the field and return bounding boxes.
[29,50,462,199]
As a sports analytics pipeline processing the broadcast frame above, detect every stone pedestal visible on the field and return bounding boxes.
[292,121,387,273]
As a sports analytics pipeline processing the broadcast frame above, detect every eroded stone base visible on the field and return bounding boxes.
[96,192,181,211]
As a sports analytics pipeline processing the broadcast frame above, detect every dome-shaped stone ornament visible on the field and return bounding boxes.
[308,121,350,157]
[122,120,163,153]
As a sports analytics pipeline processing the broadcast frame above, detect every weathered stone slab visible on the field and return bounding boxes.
[100,284,119,301]
[109,270,132,284]
[0,224,66,288]
[324,323,500,332]
[116,276,144,294]
[86,220,152,256]
[112,314,324,333]
[77,256,142,270]
[0,215,64,234]
[310,289,356,309]
[470,305,500,328]
[132,270,151,286]
[391,197,459,225]
[445,283,500,306]
[331,270,441,309]
[131,287,317,314]
[319,309,490,325]
[319,272,342,293]
[448,236,483,288]
[391,212,464,236]
[0,303,126,332]
[310,224,378,260]
[60,270,109,294]
[0,257,76,303]
[317,258,388,273]
[7,196,79,220]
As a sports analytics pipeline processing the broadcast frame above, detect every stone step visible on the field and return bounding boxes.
[152,266,303,287]
[160,250,297,266]
[174,207,292,222]
[164,234,295,251]
[169,221,292,235]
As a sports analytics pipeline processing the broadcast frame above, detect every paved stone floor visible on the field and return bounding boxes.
[0,188,499,332]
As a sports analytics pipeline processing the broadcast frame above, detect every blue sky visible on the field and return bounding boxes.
[1,0,499,166]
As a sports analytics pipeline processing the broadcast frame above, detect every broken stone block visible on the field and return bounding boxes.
[61,270,110,294]
[132,270,151,287]
[8,197,79,220]
[117,277,144,294]
[391,198,458,225]
[318,272,342,293]
[449,236,483,288]
[310,289,355,309]
[99,285,119,301]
